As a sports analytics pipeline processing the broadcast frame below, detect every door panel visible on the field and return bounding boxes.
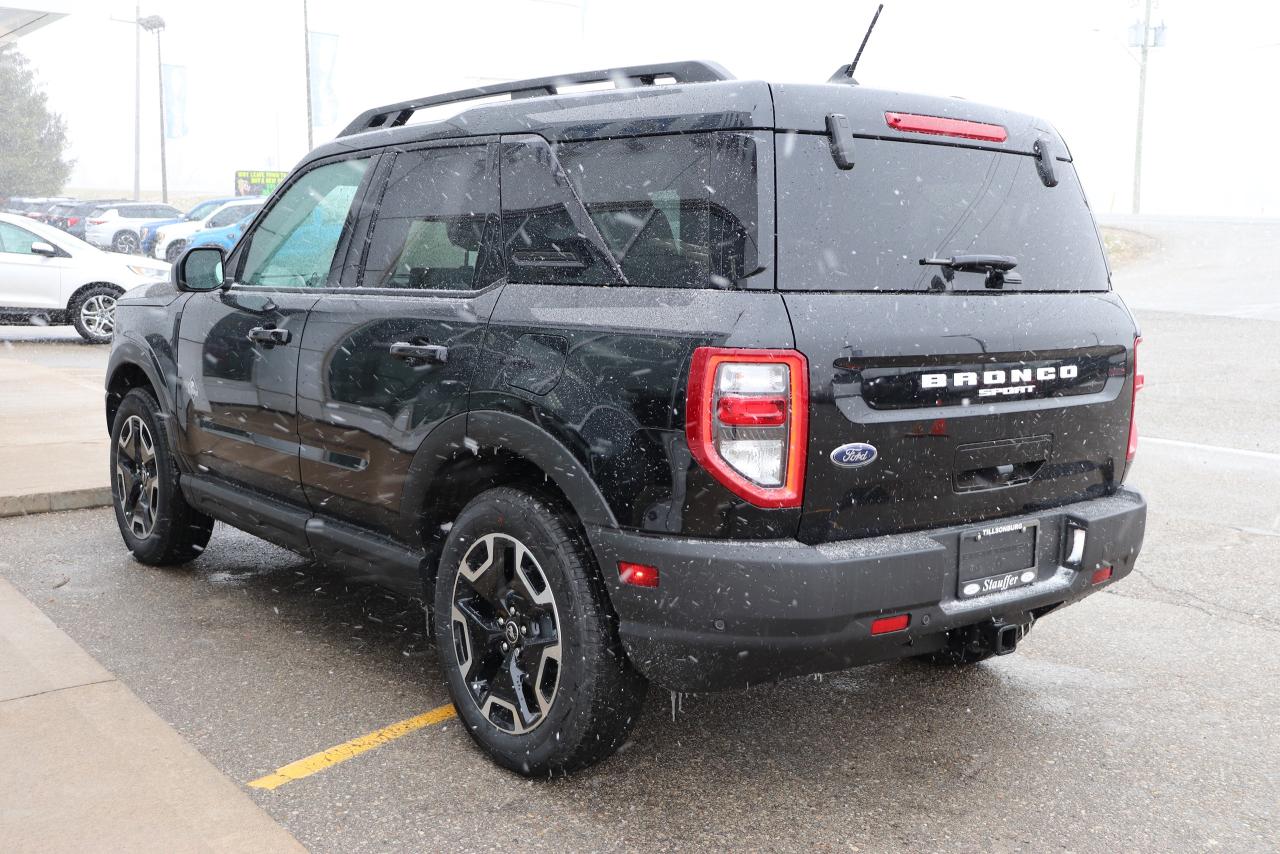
[0,222,64,309]
[297,289,501,534]
[176,290,318,504]
[297,141,502,537]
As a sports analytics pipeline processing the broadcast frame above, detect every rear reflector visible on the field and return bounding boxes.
[618,562,659,588]
[884,111,1008,142]
[1091,565,1114,585]
[870,613,910,635]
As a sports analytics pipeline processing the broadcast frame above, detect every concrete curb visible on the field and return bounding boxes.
[0,486,113,519]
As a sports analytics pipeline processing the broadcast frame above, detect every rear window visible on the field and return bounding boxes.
[777,135,1108,292]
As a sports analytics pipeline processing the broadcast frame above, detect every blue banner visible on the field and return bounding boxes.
[162,64,187,139]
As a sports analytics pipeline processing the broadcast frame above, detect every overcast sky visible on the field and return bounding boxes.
[15,0,1280,216]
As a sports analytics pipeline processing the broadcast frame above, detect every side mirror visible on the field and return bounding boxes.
[30,241,58,257]
[174,246,226,292]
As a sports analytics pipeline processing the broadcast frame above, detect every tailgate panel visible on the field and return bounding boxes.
[785,291,1138,544]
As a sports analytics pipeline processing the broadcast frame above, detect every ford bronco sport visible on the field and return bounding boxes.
[105,60,1147,776]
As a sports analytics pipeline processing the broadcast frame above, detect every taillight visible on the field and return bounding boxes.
[884,111,1008,142]
[1127,336,1144,462]
[88,218,106,225]
[67,216,80,226]
[686,347,808,509]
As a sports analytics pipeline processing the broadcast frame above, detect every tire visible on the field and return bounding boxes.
[164,239,186,263]
[110,388,214,566]
[112,230,139,254]
[433,486,647,776]
[70,285,121,343]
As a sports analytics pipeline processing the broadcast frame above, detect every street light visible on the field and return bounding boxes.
[138,14,168,204]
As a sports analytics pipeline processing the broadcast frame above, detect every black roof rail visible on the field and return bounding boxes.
[337,60,734,138]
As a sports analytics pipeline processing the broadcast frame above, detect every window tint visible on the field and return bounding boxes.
[238,157,370,288]
[501,132,768,289]
[776,135,1108,292]
[208,204,257,229]
[0,221,39,254]
[360,145,501,290]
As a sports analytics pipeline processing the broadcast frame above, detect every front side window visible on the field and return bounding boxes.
[238,157,370,288]
[501,132,769,289]
[360,145,501,290]
[0,221,40,254]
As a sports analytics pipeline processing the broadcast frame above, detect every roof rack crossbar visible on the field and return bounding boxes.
[338,60,733,137]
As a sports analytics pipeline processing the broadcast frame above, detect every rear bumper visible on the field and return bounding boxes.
[588,488,1146,692]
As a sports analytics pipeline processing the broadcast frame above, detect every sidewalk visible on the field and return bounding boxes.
[0,340,112,517]
[0,577,305,853]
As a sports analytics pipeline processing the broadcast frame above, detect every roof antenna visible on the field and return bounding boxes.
[829,3,884,84]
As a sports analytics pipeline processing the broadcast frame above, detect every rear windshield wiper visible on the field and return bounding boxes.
[920,254,1022,289]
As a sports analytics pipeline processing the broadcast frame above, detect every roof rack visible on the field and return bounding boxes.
[337,60,734,138]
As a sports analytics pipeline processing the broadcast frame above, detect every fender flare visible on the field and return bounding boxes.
[397,409,619,539]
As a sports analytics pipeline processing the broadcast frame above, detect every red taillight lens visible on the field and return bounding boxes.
[871,613,911,635]
[88,218,106,225]
[884,111,1008,142]
[686,347,808,509]
[618,562,659,588]
[716,395,787,427]
[1127,337,1144,462]
[67,216,80,226]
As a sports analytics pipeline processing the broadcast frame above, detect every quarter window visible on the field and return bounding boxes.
[238,158,371,288]
[501,132,769,289]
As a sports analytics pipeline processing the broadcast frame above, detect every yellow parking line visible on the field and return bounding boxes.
[248,703,457,791]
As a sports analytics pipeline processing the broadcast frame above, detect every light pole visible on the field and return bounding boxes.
[303,0,313,151]
[138,15,167,204]
[1129,0,1166,214]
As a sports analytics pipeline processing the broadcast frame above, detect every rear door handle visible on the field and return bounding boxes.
[247,326,291,347]
[389,342,448,364]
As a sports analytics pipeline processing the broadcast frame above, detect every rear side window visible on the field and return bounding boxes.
[360,144,501,290]
[777,135,1108,292]
[501,132,770,289]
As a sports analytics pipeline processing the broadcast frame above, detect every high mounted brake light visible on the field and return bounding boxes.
[686,347,808,509]
[884,111,1008,142]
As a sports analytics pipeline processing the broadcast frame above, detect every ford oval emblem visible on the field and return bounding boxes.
[831,442,878,468]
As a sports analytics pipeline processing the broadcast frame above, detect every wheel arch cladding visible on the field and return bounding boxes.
[402,411,620,593]
[105,359,160,431]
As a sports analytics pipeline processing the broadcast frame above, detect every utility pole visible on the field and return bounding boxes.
[303,0,313,151]
[139,15,167,203]
[133,3,140,200]
[1131,0,1158,215]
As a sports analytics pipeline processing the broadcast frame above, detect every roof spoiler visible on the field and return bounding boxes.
[338,60,735,138]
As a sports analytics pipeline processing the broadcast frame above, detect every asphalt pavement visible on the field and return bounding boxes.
[0,217,1277,852]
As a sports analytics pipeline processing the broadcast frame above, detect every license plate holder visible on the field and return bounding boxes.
[957,520,1039,599]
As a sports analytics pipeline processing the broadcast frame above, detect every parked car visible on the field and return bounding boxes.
[139,196,244,257]
[84,202,183,254]
[152,198,264,262]
[0,212,168,342]
[186,211,255,252]
[50,199,128,239]
[28,198,75,224]
[105,61,1147,776]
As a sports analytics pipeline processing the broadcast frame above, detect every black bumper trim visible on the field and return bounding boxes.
[586,488,1146,691]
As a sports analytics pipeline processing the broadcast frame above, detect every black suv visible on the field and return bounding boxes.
[105,61,1147,775]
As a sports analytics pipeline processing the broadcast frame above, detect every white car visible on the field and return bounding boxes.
[84,202,183,254]
[152,198,263,262]
[0,212,170,343]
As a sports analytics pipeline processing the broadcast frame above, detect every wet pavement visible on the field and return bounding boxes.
[1,218,1278,852]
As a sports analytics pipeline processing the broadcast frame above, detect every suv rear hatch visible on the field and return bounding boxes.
[773,86,1139,543]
